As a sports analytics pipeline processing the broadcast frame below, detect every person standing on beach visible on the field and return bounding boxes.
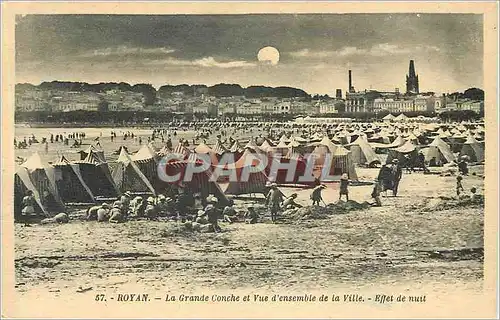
[371,179,382,207]
[310,184,326,206]
[456,176,464,197]
[266,183,283,222]
[339,173,350,201]
[377,163,393,196]
[391,159,403,197]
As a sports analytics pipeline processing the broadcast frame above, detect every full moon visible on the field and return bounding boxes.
[257,46,280,65]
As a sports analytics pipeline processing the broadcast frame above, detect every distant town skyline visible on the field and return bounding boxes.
[16,14,483,95]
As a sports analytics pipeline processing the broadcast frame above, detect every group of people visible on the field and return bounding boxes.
[83,189,268,232]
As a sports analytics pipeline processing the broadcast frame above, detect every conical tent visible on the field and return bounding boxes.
[229,140,244,153]
[163,156,229,205]
[425,136,456,165]
[112,148,156,195]
[52,155,95,203]
[460,135,484,162]
[157,145,172,157]
[259,140,274,153]
[348,136,381,166]
[76,150,120,198]
[132,144,165,191]
[244,139,261,152]
[20,153,65,213]
[273,140,290,156]
[212,140,228,155]
[222,151,269,195]
[266,153,315,186]
[383,114,395,121]
[390,136,407,147]
[14,165,49,219]
[172,143,191,158]
[194,142,214,154]
[278,134,290,143]
[194,142,219,165]
[394,114,408,122]
[79,144,106,162]
[311,145,358,181]
[386,140,419,167]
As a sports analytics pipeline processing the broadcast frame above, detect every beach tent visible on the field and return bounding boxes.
[386,140,419,167]
[157,145,172,157]
[52,155,95,203]
[194,142,219,165]
[20,153,65,213]
[244,139,261,153]
[405,133,420,145]
[278,133,291,143]
[14,165,50,219]
[163,155,229,205]
[310,145,358,181]
[112,148,156,195]
[79,143,106,162]
[424,136,456,166]
[132,144,165,191]
[394,114,409,122]
[347,136,381,166]
[266,153,315,186]
[172,142,191,158]
[459,135,485,163]
[223,151,269,195]
[229,140,244,153]
[273,139,290,156]
[382,114,395,122]
[309,136,337,153]
[76,150,120,198]
[259,140,274,153]
[211,140,228,156]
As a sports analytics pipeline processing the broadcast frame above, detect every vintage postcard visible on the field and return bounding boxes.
[1,2,498,318]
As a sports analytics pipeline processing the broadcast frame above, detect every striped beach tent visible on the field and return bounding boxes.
[163,155,229,205]
[75,150,120,198]
[20,153,65,213]
[223,151,269,196]
[53,155,95,203]
[112,148,156,195]
[14,165,50,218]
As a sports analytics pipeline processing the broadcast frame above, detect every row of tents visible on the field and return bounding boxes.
[14,121,485,217]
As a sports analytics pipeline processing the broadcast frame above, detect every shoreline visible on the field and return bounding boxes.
[15,123,159,129]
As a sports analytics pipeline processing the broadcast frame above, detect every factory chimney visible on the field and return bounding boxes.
[348,70,355,93]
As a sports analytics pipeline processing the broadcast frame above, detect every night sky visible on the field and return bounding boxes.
[15,14,483,95]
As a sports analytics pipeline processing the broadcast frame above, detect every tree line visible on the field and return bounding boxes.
[16,81,312,106]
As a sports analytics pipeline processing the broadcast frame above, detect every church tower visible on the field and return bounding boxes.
[406,60,419,94]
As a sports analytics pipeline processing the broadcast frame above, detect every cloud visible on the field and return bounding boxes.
[145,56,256,69]
[76,46,256,69]
[289,43,441,58]
[79,46,176,58]
[193,57,256,68]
